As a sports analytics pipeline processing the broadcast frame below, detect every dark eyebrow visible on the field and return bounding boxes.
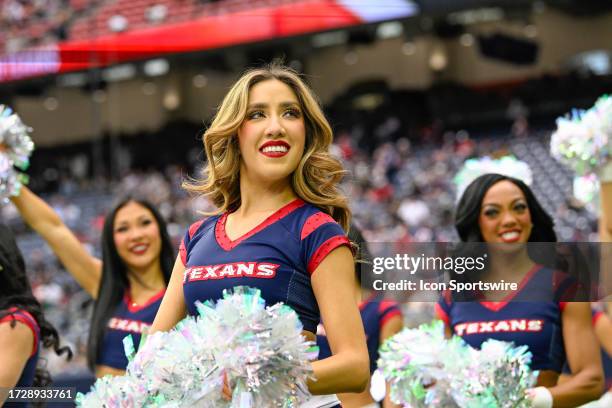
[482,197,526,208]
[247,101,300,110]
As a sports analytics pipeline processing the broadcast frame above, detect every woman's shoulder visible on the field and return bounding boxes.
[0,308,39,356]
[292,203,343,233]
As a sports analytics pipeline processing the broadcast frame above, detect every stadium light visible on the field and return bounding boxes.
[192,74,208,89]
[57,72,88,88]
[402,41,416,55]
[43,96,59,111]
[102,64,136,82]
[460,33,474,47]
[163,89,180,110]
[144,59,170,77]
[311,31,348,48]
[376,21,404,40]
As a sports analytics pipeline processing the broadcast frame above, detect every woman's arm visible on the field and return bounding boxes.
[149,256,187,334]
[547,302,604,407]
[310,246,370,394]
[380,314,403,408]
[0,322,34,405]
[10,187,102,297]
[594,311,612,357]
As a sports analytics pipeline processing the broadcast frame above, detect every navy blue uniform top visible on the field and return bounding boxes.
[436,265,575,372]
[317,295,402,373]
[1,308,40,408]
[180,198,350,334]
[96,288,165,369]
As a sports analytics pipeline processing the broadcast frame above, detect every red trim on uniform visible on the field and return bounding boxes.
[592,310,605,327]
[378,300,399,313]
[307,235,350,275]
[358,293,377,310]
[480,264,542,312]
[442,289,452,304]
[216,199,306,251]
[124,288,166,313]
[380,308,402,330]
[434,303,450,325]
[0,308,39,357]
[181,219,206,265]
[559,302,568,312]
[300,212,335,240]
[189,219,205,239]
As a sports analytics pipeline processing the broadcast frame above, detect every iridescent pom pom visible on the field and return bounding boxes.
[377,321,468,407]
[455,339,538,407]
[377,321,538,408]
[453,156,532,200]
[77,287,316,407]
[0,105,34,203]
[551,95,612,176]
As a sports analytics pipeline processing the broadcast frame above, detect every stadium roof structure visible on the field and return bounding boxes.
[0,0,418,84]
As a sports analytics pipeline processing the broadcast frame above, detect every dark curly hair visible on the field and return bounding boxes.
[0,224,72,387]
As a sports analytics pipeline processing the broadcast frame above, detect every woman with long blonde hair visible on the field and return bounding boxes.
[150,63,369,406]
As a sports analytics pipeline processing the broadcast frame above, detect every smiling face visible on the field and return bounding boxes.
[113,201,162,274]
[237,79,306,186]
[478,180,533,244]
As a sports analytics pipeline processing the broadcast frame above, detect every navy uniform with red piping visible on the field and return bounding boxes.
[317,295,401,374]
[435,265,574,372]
[180,198,350,334]
[96,288,165,369]
[0,308,40,408]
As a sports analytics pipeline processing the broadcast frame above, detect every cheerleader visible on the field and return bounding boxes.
[0,224,71,407]
[150,63,369,407]
[10,189,175,377]
[436,173,603,407]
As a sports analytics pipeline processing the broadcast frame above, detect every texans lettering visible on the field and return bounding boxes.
[183,262,280,282]
[454,319,544,336]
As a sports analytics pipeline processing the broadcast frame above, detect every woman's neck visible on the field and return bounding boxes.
[237,175,297,216]
[486,248,535,282]
[127,263,165,294]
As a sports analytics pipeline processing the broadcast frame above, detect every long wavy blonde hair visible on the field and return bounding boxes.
[184,63,351,231]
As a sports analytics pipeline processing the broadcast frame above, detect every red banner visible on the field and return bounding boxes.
[0,0,418,83]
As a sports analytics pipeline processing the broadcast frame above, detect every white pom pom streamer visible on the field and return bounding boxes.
[77,286,317,408]
[0,105,34,203]
[453,156,533,201]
